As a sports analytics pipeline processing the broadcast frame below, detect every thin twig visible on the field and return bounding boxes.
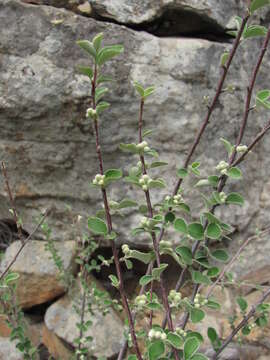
[91,65,142,360]
[205,227,270,299]
[0,209,49,281]
[175,25,270,332]
[1,161,23,242]
[212,287,270,359]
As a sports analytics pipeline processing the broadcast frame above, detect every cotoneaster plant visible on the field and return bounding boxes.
[0,1,270,360]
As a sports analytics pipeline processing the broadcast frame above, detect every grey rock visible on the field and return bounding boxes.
[0,240,76,308]
[44,289,124,358]
[0,337,23,360]
[0,0,269,279]
[89,0,244,30]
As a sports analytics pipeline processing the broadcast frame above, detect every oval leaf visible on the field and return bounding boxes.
[88,217,108,235]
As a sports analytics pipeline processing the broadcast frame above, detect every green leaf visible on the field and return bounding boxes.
[143,129,154,138]
[206,299,221,310]
[208,327,218,343]
[4,272,20,285]
[242,325,251,335]
[109,274,119,288]
[220,52,229,67]
[97,45,124,66]
[148,179,166,189]
[118,199,137,208]
[77,40,96,59]
[195,179,211,187]
[105,168,122,181]
[250,0,270,14]
[126,250,153,264]
[256,89,270,109]
[256,314,268,327]
[174,218,188,234]
[148,340,165,360]
[165,212,175,223]
[88,217,108,235]
[191,354,208,360]
[93,33,103,51]
[175,246,193,265]
[203,212,221,224]
[185,332,203,344]
[227,167,242,179]
[190,308,205,323]
[220,138,234,156]
[166,332,183,349]
[226,192,244,206]
[192,271,211,285]
[152,263,168,280]
[236,297,248,312]
[188,223,204,240]
[177,168,188,178]
[128,356,137,360]
[206,223,222,240]
[210,249,229,262]
[147,302,162,311]
[207,267,220,277]
[96,101,110,115]
[139,275,154,286]
[77,65,93,79]
[97,75,114,85]
[184,337,200,359]
[150,161,168,168]
[95,87,108,103]
[119,143,139,154]
[134,81,145,97]
[208,175,219,187]
[244,25,267,39]
[144,86,155,98]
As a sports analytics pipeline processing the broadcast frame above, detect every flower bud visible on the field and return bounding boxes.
[86,107,97,118]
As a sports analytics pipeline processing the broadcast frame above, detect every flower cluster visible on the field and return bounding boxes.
[148,329,167,341]
[168,290,182,307]
[175,327,187,337]
[194,293,208,308]
[92,174,105,186]
[136,141,150,152]
[219,191,227,204]
[216,160,229,175]
[122,244,130,256]
[236,144,248,153]
[134,294,147,308]
[139,174,151,191]
[86,107,97,119]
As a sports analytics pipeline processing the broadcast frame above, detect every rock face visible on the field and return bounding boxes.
[0,240,76,308]
[44,291,124,358]
[0,1,270,276]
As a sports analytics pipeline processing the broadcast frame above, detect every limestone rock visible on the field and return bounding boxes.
[42,324,73,360]
[44,291,124,358]
[88,0,244,30]
[0,0,270,277]
[0,240,76,308]
[0,337,24,360]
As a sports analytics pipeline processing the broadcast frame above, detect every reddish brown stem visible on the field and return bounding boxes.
[0,209,49,281]
[91,66,142,360]
[212,287,270,359]
[1,161,23,242]
[229,25,270,165]
[138,99,179,358]
[173,13,250,196]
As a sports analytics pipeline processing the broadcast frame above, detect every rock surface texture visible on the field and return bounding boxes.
[0,240,76,308]
[44,290,124,358]
[0,2,270,358]
[0,0,270,276]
